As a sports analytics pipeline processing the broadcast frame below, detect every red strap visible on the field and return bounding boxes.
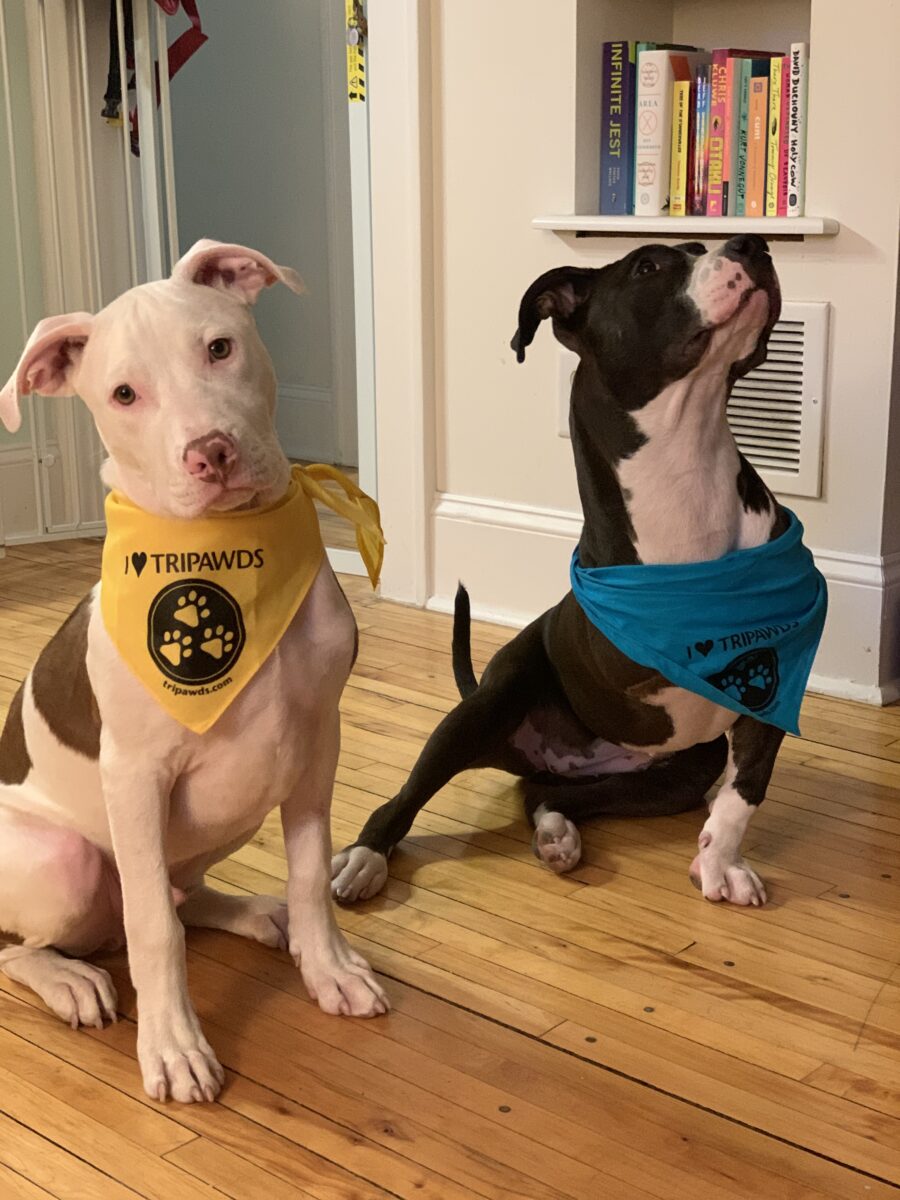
[130,1,207,153]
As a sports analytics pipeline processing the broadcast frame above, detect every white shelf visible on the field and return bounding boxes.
[532,215,840,239]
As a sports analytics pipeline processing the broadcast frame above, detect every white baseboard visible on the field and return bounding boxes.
[430,492,900,706]
[276,384,334,463]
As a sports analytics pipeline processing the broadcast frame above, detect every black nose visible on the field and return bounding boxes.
[724,234,769,259]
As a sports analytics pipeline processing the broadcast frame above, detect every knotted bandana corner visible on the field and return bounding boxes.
[100,464,384,733]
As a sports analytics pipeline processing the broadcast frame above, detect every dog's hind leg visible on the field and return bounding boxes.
[0,807,120,1027]
[178,886,289,950]
[523,736,728,874]
[332,626,546,903]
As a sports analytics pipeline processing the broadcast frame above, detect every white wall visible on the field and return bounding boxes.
[375,0,900,701]
[169,0,355,463]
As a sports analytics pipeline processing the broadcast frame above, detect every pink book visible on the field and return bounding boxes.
[705,50,730,216]
[777,53,790,215]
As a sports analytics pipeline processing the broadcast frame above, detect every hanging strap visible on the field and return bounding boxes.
[130,0,207,155]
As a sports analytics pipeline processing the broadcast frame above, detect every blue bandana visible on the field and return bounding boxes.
[570,510,827,735]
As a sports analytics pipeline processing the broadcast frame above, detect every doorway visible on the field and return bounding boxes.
[0,0,376,575]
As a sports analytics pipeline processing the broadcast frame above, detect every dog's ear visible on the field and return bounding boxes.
[0,313,94,433]
[510,267,595,363]
[172,239,306,304]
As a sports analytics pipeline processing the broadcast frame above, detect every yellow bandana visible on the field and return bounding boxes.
[100,464,383,733]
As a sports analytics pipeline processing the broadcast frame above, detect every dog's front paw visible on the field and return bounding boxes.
[138,1009,225,1103]
[331,844,388,902]
[689,842,767,907]
[296,937,389,1018]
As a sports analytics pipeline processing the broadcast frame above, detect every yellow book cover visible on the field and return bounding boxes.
[765,57,782,217]
[669,79,691,216]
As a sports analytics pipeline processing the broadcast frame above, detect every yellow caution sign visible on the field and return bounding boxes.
[346,0,366,103]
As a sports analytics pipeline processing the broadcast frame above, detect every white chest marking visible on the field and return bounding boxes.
[617,375,771,564]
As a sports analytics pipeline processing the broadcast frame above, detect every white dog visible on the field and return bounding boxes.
[0,240,388,1103]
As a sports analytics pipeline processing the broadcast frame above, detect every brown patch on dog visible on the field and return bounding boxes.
[0,682,32,784]
[31,594,101,759]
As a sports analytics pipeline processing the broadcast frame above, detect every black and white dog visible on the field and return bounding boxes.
[333,236,788,908]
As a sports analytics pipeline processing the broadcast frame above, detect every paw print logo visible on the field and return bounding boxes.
[173,590,211,629]
[200,625,234,661]
[705,649,779,713]
[159,629,193,668]
[148,579,245,685]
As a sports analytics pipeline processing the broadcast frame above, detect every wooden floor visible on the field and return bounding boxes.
[0,539,899,1199]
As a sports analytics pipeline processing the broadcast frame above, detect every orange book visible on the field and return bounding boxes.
[745,75,769,216]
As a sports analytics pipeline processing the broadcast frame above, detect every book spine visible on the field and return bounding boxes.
[622,45,636,213]
[690,68,705,214]
[634,51,673,215]
[699,68,711,212]
[777,54,789,216]
[706,50,729,215]
[735,59,752,215]
[600,42,626,214]
[746,75,769,216]
[722,57,741,215]
[787,42,809,217]
[670,78,691,216]
[765,56,782,217]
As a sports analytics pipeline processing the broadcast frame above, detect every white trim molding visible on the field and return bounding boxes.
[275,385,335,464]
[430,492,900,706]
[368,0,434,605]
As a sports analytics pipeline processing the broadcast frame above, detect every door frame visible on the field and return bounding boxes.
[367,0,434,605]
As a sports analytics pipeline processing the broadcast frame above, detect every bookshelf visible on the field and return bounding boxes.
[533,215,838,240]
[549,0,834,238]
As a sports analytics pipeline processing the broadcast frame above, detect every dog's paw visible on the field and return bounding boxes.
[138,1011,225,1103]
[532,811,582,874]
[297,939,389,1018]
[689,847,767,906]
[0,950,117,1030]
[331,845,388,902]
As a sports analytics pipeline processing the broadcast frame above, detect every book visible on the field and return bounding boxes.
[634,47,706,215]
[787,42,809,216]
[691,65,711,214]
[746,73,769,216]
[778,54,790,215]
[705,51,730,216]
[600,41,636,214]
[720,51,778,214]
[735,59,752,215]
[669,64,693,216]
[765,56,782,216]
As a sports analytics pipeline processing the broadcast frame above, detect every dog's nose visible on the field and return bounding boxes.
[724,234,769,260]
[183,431,238,483]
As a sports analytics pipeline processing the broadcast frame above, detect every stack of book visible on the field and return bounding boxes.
[600,42,809,218]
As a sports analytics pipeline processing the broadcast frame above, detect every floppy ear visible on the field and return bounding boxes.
[171,239,306,304]
[510,266,595,363]
[0,313,94,433]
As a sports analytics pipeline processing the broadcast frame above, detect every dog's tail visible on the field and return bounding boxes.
[452,582,479,699]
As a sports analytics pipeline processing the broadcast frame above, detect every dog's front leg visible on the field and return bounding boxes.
[689,716,784,906]
[281,706,389,1018]
[100,742,224,1102]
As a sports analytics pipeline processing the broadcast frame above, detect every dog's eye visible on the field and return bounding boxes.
[208,338,232,361]
[634,258,659,277]
[113,384,136,406]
